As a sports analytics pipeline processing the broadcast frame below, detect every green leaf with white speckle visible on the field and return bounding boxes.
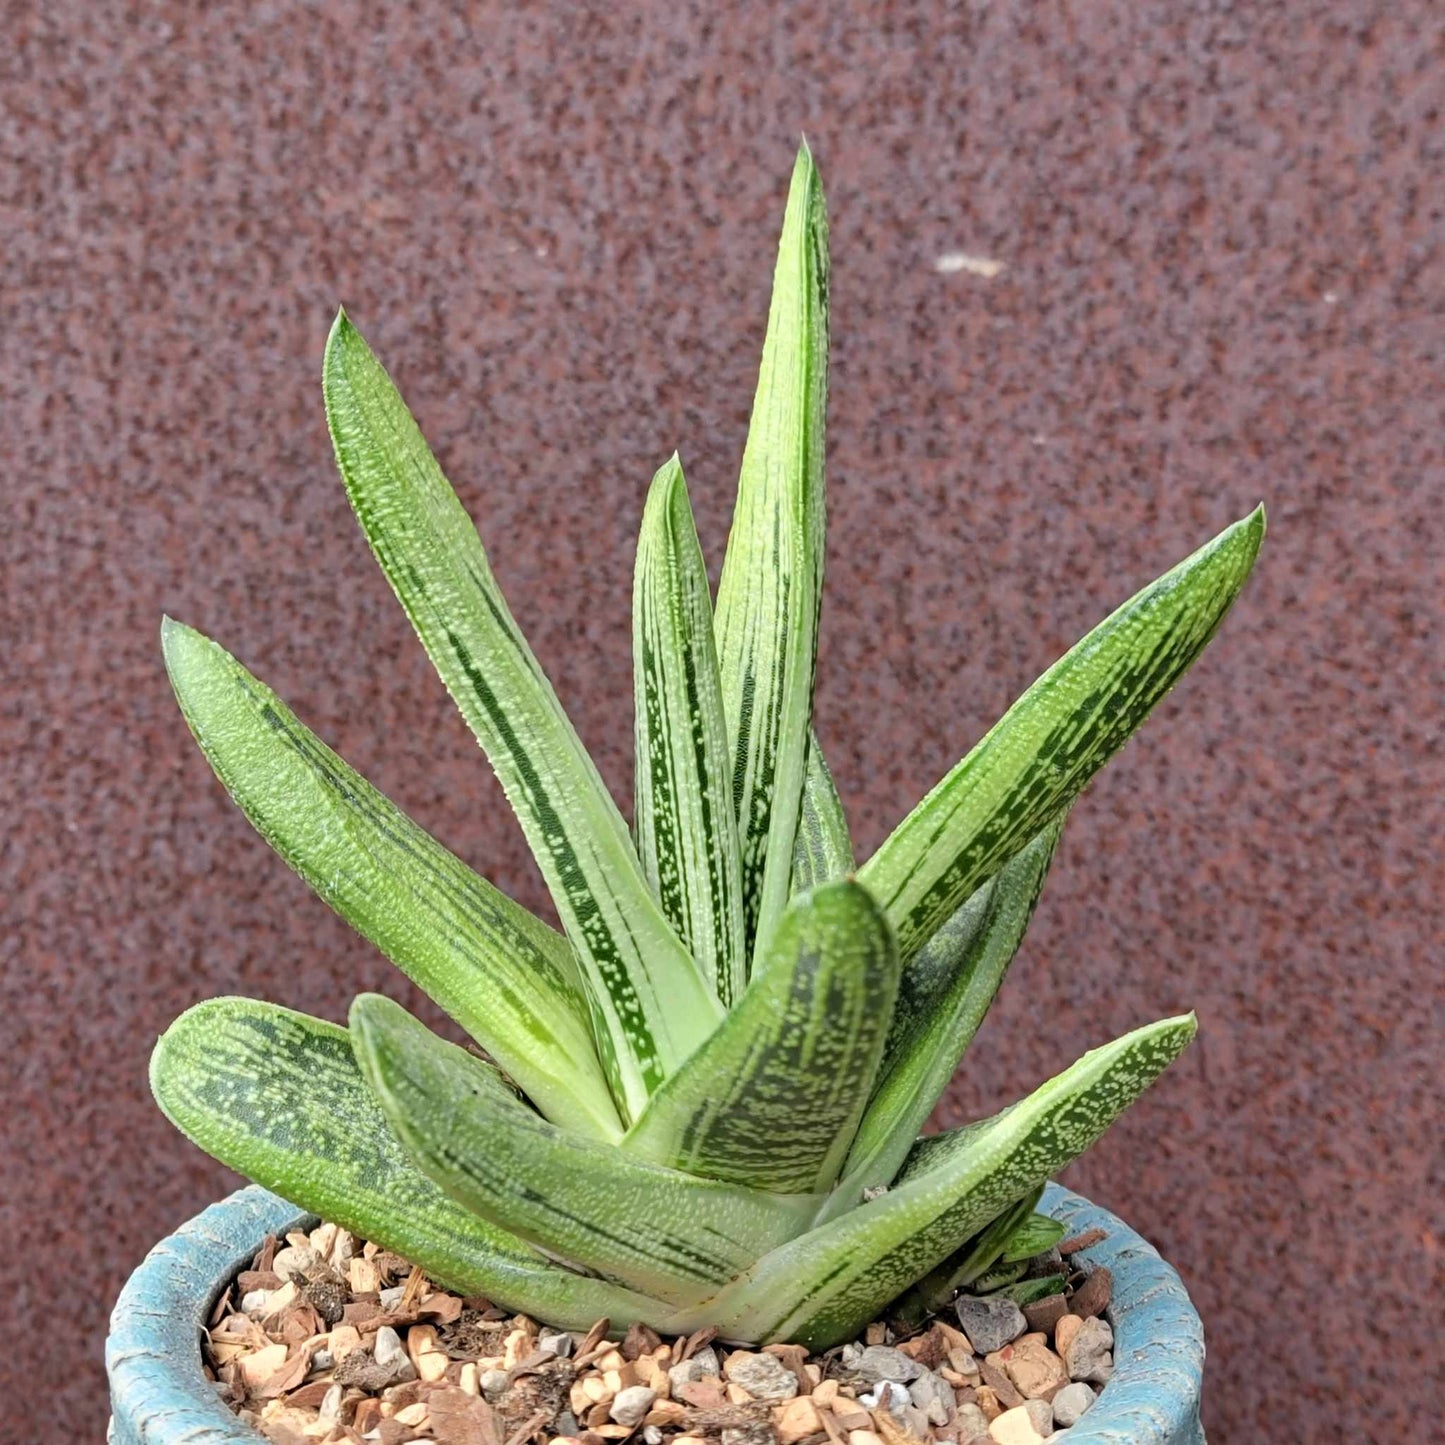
[680,1013,1197,1348]
[790,738,854,895]
[633,455,747,1007]
[161,619,620,1140]
[350,994,816,1308]
[623,881,897,1195]
[149,998,664,1328]
[715,143,829,965]
[859,510,1264,963]
[828,818,1065,1213]
[324,313,723,1119]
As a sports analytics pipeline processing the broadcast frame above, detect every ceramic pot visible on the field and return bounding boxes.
[107,1181,1205,1443]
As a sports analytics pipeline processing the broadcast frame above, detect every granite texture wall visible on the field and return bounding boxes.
[3,2,1438,1437]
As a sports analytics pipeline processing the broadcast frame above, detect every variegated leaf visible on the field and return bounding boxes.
[634,455,747,1006]
[790,737,855,895]
[890,1186,1044,1331]
[350,994,816,1308]
[859,510,1265,962]
[714,143,829,963]
[323,313,722,1118]
[829,819,1064,1211]
[161,619,621,1140]
[680,1014,1197,1348]
[149,999,665,1328]
[623,881,897,1195]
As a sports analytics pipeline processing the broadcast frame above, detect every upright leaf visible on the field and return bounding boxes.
[714,143,830,962]
[683,1014,1197,1348]
[633,456,747,1006]
[860,510,1264,962]
[351,995,814,1308]
[830,819,1064,1209]
[790,738,855,894]
[623,881,898,1195]
[161,619,620,1140]
[323,313,722,1117]
[149,999,664,1328]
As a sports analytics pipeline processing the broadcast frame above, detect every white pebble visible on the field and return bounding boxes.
[374,1325,406,1366]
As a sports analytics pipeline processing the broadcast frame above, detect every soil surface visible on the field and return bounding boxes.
[211,1222,1115,1444]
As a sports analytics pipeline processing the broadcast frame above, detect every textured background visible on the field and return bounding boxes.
[3,1,1440,1437]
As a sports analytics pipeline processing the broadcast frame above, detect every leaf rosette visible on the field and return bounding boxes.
[152,144,1262,1347]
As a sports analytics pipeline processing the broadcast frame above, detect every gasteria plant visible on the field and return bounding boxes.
[151,145,1263,1352]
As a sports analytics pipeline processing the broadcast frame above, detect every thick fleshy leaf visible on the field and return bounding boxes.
[859,510,1265,962]
[323,313,722,1117]
[790,738,855,895]
[623,881,898,1195]
[633,456,747,1006]
[161,619,620,1140]
[679,1014,1197,1348]
[149,999,663,1327]
[829,820,1064,1211]
[1001,1211,1067,1263]
[891,1187,1044,1331]
[350,995,815,1308]
[714,143,829,963]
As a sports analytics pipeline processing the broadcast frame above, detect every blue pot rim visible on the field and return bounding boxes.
[107,1181,1204,1443]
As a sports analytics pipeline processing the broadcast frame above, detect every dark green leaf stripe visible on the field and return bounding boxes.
[634,456,747,1006]
[831,819,1065,1209]
[789,737,855,895]
[860,511,1264,962]
[351,995,814,1308]
[149,999,666,1328]
[623,882,898,1195]
[323,312,722,1117]
[687,1014,1196,1348]
[714,144,830,963]
[161,620,621,1140]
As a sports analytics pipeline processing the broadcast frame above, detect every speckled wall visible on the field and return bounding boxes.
[3,2,1439,1437]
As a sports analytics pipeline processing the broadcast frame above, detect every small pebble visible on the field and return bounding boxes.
[956,1295,1028,1354]
[1068,1267,1112,1320]
[1002,1337,1068,1401]
[374,1325,406,1367]
[907,1368,955,1425]
[1053,1315,1084,1361]
[721,1426,776,1445]
[643,1429,663,1445]
[480,1366,511,1401]
[773,1397,824,1444]
[723,1350,799,1401]
[852,1344,923,1384]
[540,1328,574,1358]
[1022,1294,1068,1337]
[1062,1317,1113,1386]
[271,1244,321,1280]
[988,1399,1053,1442]
[861,1380,910,1417]
[610,1385,657,1426]
[239,1289,270,1315]
[956,1402,992,1442]
[378,1284,406,1310]
[1051,1382,1096,1428]
[668,1346,720,1392]
[318,1383,344,1424]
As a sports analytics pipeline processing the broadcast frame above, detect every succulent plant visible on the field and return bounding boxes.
[151,145,1263,1351]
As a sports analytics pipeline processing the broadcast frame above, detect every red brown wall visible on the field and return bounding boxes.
[3,2,1439,1437]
